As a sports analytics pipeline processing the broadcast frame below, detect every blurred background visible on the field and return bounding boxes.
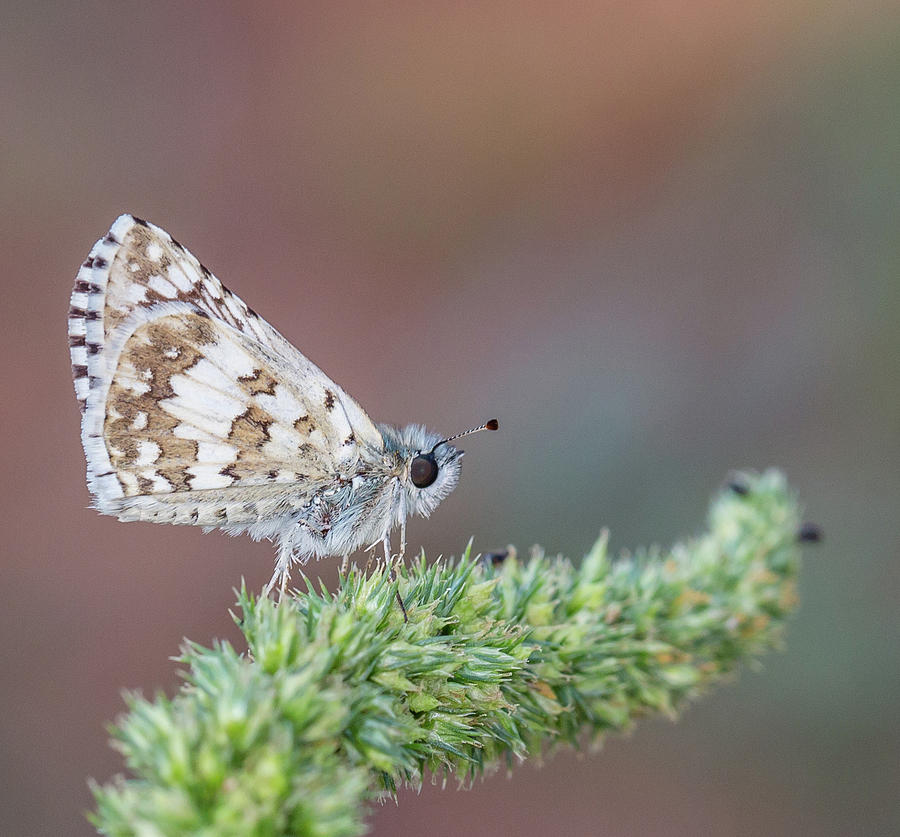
[2,2,898,835]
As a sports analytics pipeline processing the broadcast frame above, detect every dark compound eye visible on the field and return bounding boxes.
[410,453,439,488]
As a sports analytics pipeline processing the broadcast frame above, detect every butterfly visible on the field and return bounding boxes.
[68,215,497,597]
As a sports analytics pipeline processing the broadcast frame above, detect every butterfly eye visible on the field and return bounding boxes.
[410,454,439,488]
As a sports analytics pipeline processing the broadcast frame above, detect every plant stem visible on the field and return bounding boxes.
[91,469,805,837]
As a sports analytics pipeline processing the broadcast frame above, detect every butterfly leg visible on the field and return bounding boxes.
[261,568,279,599]
[383,535,408,622]
[263,541,294,600]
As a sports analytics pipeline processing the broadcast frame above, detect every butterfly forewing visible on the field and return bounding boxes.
[69,215,384,526]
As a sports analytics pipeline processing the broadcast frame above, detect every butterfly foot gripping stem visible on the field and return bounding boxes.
[390,570,408,623]
[261,569,289,601]
[382,537,408,622]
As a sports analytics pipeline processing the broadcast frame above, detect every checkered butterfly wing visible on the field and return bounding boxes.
[68,215,384,528]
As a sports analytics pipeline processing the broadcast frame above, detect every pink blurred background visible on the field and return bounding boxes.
[2,2,898,835]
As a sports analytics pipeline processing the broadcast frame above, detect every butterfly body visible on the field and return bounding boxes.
[69,215,479,590]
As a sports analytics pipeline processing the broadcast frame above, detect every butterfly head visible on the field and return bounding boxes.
[380,419,498,519]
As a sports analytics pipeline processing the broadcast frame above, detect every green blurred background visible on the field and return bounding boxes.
[2,2,897,835]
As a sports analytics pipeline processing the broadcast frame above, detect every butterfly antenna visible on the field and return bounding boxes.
[431,418,499,452]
